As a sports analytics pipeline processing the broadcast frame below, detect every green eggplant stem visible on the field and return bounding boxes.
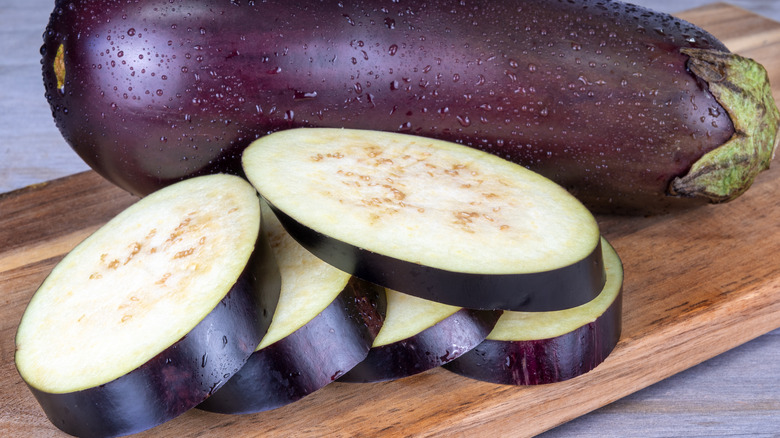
[671,48,780,202]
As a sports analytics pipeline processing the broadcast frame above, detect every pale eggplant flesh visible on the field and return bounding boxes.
[271,203,604,311]
[444,238,623,385]
[26,270,270,437]
[243,128,605,311]
[14,175,281,437]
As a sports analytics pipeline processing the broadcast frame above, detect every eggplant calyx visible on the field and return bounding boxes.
[671,48,780,202]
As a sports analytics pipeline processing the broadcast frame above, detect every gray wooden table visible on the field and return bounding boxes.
[1,0,778,436]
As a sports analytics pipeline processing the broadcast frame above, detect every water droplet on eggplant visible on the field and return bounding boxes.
[293,90,318,100]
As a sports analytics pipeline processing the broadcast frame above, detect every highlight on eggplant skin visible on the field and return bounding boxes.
[198,277,386,415]
[199,201,387,415]
[339,290,502,383]
[41,0,780,214]
[443,238,623,385]
[13,175,282,437]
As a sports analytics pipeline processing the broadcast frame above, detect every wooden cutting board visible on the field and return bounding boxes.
[1,3,779,437]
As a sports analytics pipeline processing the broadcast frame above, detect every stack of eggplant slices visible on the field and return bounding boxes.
[15,128,623,437]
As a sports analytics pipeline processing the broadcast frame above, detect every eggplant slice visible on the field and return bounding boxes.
[444,238,623,385]
[242,128,604,311]
[198,201,386,414]
[14,174,280,437]
[340,289,501,383]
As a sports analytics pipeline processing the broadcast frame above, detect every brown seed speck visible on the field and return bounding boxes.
[108,259,120,270]
[363,197,383,208]
[124,242,142,265]
[454,211,480,225]
[173,217,191,233]
[156,273,172,285]
[174,248,196,259]
[383,185,406,200]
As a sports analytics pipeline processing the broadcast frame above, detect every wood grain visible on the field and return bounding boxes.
[1,3,780,437]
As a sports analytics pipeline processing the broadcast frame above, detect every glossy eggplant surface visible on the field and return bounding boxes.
[14,175,281,437]
[340,289,501,383]
[41,0,779,213]
[199,201,385,414]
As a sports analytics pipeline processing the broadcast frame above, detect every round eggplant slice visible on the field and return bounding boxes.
[14,174,281,437]
[198,201,385,414]
[443,238,622,385]
[242,128,605,311]
[340,289,501,383]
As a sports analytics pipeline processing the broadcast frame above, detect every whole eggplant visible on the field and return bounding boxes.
[41,0,779,214]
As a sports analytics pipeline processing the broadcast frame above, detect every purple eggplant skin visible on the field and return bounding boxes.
[197,277,386,415]
[23,237,282,438]
[339,307,502,383]
[267,201,605,312]
[442,284,622,386]
[42,0,779,213]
